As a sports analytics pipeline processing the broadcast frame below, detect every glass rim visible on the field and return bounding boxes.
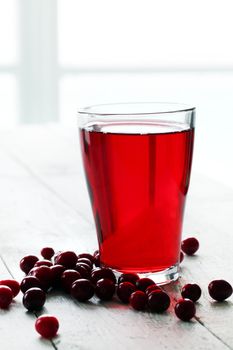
[78,102,196,117]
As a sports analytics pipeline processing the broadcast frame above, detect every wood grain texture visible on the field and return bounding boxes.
[0,125,232,350]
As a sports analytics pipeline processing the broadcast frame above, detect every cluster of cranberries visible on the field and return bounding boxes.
[0,238,232,338]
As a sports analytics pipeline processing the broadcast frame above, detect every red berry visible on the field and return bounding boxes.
[181,237,199,255]
[208,280,232,301]
[129,291,147,311]
[75,264,90,279]
[53,251,62,261]
[94,252,100,267]
[0,279,20,297]
[35,315,59,339]
[136,278,155,292]
[23,287,46,311]
[93,250,99,257]
[29,266,52,291]
[40,247,55,260]
[0,286,13,309]
[95,278,115,301]
[77,258,93,268]
[54,251,77,269]
[148,290,170,313]
[91,268,116,284]
[77,253,95,264]
[181,283,202,302]
[175,298,196,321]
[180,251,184,263]
[77,262,92,274]
[71,279,95,302]
[145,284,162,296]
[20,276,42,294]
[34,260,53,268]
[61,270,81,293]
[50,265,65,287]
[20,255,39,274]
[118,273,139,286]
[117,282,136,303]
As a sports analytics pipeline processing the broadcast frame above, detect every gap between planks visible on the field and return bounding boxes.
[1,144,93,228]
[165,278,233,350]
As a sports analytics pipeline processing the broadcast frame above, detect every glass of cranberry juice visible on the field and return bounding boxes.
[78,103,195,284]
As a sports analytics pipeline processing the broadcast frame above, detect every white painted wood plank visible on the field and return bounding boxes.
[180,198,233,348]
[0,125,233,350]
[0,125,93,224]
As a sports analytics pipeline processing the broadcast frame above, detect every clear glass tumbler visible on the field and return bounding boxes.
[78,102,195,284]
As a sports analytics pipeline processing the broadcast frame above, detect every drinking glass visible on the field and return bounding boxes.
[78,102,195,284]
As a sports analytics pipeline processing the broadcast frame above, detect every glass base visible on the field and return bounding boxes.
[113,263,180,285]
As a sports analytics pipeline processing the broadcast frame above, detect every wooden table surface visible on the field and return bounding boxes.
[0,124,232,350]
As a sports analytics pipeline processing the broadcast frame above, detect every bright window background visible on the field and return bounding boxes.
[59,0,233,69]
[0,0,18,65]
[0,0,233,187]
[0,0,18,128]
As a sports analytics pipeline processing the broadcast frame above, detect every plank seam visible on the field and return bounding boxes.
[0,254,15,279]
[2,146,93,227]
[177,278,233,350]
[194,316,233,350]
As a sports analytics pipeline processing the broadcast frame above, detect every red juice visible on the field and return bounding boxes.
[80,122,194,273]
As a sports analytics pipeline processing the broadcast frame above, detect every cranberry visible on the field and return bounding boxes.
[23,287,46,311]
[20,276,42,294]
[181,237,199,255]
[181,283,202,302]
[136,278,155,292]
[93,250,99,258]
[50,265,65,287]
[145,284,162,296]
[91,268,116,284]
[95,278,115,301]
[61,270,81,293]
[71,279,95,302]
[77,253,95,264]
[20,255,39,274]
[94,252,100,267]
[117,282,136,303]
[180,251,184,263]
[118,273,139,286]
[148,290,170,312]
[53,251,62,261]
[129,291,147,311]
[0,279,20,297]
[208,280,233,301]
[35,315,59,339]
[54,251,77,269]
[0,286,13,309]
[34,260,53,268]
[77,258,93,268]
[75,264,90,279]
[40,247,55,260]
[77,262,92,274]
[30,266,52,291]
[175,298,196,321]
